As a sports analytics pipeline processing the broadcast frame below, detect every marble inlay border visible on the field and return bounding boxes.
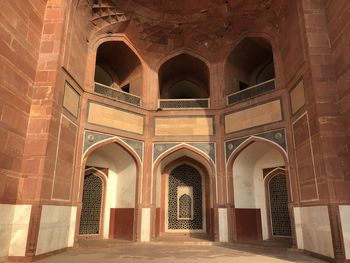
[83,130,144,161]
[225,129,286,161]
[153,142,216,164]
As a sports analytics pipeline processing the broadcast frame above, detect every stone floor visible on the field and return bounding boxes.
[36,243,326,263]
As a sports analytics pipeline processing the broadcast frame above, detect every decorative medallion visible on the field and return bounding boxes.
[84,130,143,161]
[225,129,286,161]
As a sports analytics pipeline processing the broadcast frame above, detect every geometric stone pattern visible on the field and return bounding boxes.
[120,137,144,161]
[227,79,275,105]
[153,142,216,163]
[79,173,103,235]
[168,164,202,230]
[153,143,179,161]
[268,173,292,237]
[84,130,143,161]
[225,129,286,161]
[179,194,192,219]
[159,99,209,109]
[94,83,141,107]
[84,130,113,153]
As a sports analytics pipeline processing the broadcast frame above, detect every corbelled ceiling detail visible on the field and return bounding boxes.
[88,0,287,50]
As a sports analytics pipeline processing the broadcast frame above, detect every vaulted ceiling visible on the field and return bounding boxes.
[87,0,288,52]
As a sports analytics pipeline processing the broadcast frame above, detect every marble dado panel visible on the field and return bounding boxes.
[339,205,350,259]
[294,206,334,258]
[218,208,228,242]
[154,116,214,136]
[225,129,286,161]
[224,99,283,134]
[36,205,77,255]
[63,81,80,118]
[153,142,216,164]
[141,208,150,242]
[0,204,31,257]
[87,101,144,135]
[83,130,144,161]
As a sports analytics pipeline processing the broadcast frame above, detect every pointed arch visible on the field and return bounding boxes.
[157,50,211,100]
[155,48,211,72]
[227,136,288,167]
[223,32,283,96]
[85,34,147,94]
[152,143,216,205]
[83,136,143,167]
[155,154,214,238]
[152,144,216,195]
[226,135,289,205]
[81,136,142,203]
[223,32,277,63]
[77,136,143,241]
[226,136,293,242]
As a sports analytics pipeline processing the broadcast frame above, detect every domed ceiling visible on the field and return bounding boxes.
[88,0,287,51]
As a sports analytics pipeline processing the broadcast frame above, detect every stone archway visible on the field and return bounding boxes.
[226,138,293,243]
[78,140,141,241]
[153,149,215,239]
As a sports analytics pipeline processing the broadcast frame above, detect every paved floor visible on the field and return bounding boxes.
[36,244,326,263]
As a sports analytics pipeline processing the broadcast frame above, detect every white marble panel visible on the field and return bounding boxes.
[141,208,150,242]
[339,205,350,259]
[36,205,77,255]
[68,207,77,247]
[0,205,15,257]
[218,208,228,242]
[293,207,304,249]
[8,205,31,256]
[294,206,334,258]
[0,204,31,257]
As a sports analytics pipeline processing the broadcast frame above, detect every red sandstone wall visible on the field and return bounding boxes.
[0,0,46,202]
[278,0,305,86]
[65,0,90,86]
[325,1,350,181]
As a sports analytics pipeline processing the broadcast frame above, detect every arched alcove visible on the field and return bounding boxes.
[152,146,215,239]
[94,41,143,96]
[158,54,210,99]
[80,142,138,240]
[225,37,275,96]
[229,141,292,242]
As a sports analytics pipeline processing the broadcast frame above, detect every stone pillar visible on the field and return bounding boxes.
[295,0,350,261]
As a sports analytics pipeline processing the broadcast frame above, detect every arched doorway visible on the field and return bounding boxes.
[227,139,292,242]
[152,147,215,240]
[78,142,139,240]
